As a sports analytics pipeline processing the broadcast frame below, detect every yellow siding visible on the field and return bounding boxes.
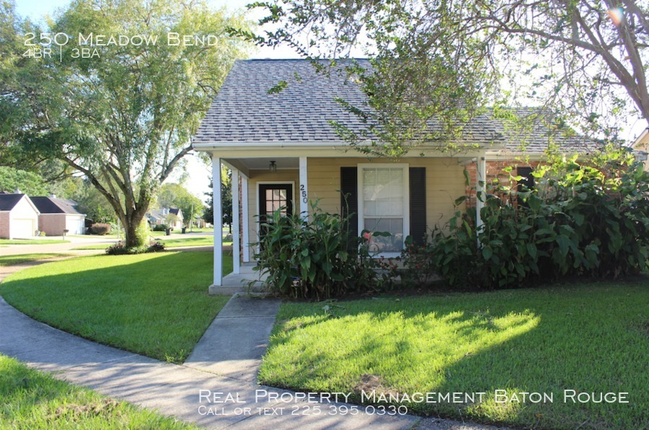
[307,157,466,230]
[245,158,467,245]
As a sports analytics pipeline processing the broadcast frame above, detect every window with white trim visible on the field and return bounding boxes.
[358,164,409,253]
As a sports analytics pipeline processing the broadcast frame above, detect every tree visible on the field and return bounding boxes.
[154,183,204,228]
[246,0,648,153]
[0,167,48,195]
[74,180,118,224]
[203,166,232,230]
[2,0,250,247]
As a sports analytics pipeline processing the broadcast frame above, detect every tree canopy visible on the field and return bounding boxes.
[0,167,48,196]
[155,183,204,227]
[2,0,251,246]
[247,0,648,154]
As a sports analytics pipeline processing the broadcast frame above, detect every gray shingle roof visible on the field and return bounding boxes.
[194,59,596,153]
[31,197,83,215]
[0,193,24,211]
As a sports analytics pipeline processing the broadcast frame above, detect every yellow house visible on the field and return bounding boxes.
[193,59,595,292]
[633,128,649,171]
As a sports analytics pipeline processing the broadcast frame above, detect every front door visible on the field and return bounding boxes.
[259,183,293,225]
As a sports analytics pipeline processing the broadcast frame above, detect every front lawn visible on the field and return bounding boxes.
[0,253,71,267]
[0,252,232,363]
[0,239,70,245]
[162,238,233,248]
[0,354,193,429]
[259,283,649,429]
[72,238,230,250]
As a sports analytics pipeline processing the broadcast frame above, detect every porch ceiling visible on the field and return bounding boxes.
[223,157,299,174]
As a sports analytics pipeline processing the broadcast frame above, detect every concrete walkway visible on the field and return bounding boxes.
[0,262,503,429]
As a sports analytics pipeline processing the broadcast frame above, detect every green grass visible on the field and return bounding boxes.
[260,283,649,429]
[0,239,70,245]
[0,252,232,363]
[0,253,71,267]
[68,234,123,239]
[72,238,232,250]
[163,239,233,248]
[71,244,128,250]
[0,354,194,429]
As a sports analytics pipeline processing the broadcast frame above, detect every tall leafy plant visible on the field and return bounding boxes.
[403,147,649,289]
[253,201,379,299]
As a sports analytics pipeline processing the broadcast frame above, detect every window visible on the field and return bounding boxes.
[358,164,409,253]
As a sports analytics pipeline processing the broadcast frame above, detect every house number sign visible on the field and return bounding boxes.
[300,184,308,204]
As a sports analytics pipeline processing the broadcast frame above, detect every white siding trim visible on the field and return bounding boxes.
[232,169,241,274]
[212,157,223,287]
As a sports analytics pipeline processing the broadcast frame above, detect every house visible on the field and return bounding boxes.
[632,128,649,171]
[0,193,40,239]
[31,196,86,236]
[147,207,183,230]
[193,59,595,291]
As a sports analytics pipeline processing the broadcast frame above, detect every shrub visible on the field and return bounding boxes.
[404,146,649,289]
[106,240,165,255]
[401,209,478,288]
[105,241,131,255]
[90,223,111,235]
[253,201,381,299]
[152,224,167,232]
[147,241,165,253]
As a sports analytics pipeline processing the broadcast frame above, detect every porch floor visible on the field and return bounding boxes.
[210,263,267,295]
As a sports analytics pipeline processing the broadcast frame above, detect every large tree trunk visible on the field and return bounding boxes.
[123,207,149,248]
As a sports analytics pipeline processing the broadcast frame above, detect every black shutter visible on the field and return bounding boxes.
[409,167,427,245]
[340,167,358,251]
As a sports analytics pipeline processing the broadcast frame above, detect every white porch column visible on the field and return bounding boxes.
[212,156,223,287]
[299,156,309,218]
[232,169,241,274]
[475,155,486,230]
[241,175,250,262]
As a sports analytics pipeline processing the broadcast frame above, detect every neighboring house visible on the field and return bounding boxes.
[632,128,649,171]
[31,196,86,236]
[147,208,183,230]
[0,193,40,239]
[192,59,595,289]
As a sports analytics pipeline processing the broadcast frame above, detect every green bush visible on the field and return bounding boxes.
[152,224,167,232]
[105,240,165,255]
[402,146,649,289]
[253,201,381,299]
[90,223,111,235]
[401,208,478,288]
